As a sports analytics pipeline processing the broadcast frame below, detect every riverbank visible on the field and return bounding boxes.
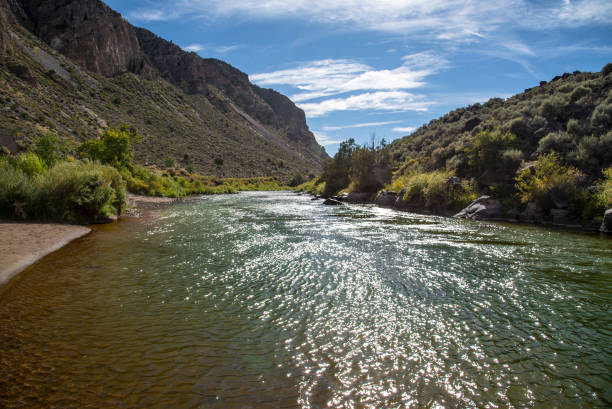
[0,223,91,286]
[306,190,612,235]
[0,194,181,288]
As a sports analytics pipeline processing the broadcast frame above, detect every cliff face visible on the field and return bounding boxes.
[0,0,327,177]
[14,0,154,77]
[253,86,321,149]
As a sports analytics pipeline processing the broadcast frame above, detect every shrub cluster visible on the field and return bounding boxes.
[389,170,477,212]
[321,139,391,196]
[0,155,125,223]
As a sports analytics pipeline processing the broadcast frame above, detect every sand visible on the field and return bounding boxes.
[0,223,91,286]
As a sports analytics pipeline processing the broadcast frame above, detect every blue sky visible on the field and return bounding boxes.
[105,0,612,154]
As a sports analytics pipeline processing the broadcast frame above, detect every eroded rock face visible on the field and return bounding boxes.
[454,196,505,220]
[15,0,155,77]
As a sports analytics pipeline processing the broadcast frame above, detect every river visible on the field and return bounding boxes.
[1,191,610,408]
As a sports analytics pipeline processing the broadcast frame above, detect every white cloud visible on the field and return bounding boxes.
[313,131,344,146]
[251,52,447,102]
[135,0,612,39]
[557,0,612,25]
[128,8,175,21]
[392,127,417,133]
[299,91,431,117]
[183,44,205,52]
[323,121,403,131]
[214,45,244,53]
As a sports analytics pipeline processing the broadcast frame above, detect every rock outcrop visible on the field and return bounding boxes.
[374,191,397,207]
[14,0,155,78]
[454,196,505,220]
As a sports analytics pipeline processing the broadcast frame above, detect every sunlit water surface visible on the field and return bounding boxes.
[1,192,611,408]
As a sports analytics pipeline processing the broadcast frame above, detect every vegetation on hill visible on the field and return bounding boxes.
[308,64,612,224]
[0,127,294,224]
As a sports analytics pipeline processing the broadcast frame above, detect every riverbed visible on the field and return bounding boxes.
[1,191,610,408]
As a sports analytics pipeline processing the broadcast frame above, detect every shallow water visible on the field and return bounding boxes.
[1,191,611,408]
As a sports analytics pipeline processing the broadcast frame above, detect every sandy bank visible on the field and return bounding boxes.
[0,223,90,286]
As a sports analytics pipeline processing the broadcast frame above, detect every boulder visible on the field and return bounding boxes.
[454,196,505,220]
[394,190,409,209]
[601,209,612,233]
[374,191,397,207]
[345,191,371,203]
[520,201,545,223]
[323,198,343,206]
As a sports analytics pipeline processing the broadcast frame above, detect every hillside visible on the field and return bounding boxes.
[388,65,612,185]
[0,0,327,178]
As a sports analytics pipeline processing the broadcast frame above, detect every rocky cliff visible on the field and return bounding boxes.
[0,0,326,177]
[12,0,155,77]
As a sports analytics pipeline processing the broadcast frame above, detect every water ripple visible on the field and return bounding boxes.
[1,191,611,408]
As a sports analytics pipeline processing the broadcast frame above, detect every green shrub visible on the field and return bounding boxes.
[33,133,66,167]
[78,125,141,170]
[31,161,126,223]
[0,159,126,223]
[10,152,47,177]
[164,157,177,168]
[468,129,519,174]
[591,103,612,134]
[599,167,612,208]
[0,160,33,219]
[289,173,306,187]
[570,86,591,103]
[390,170,476,212]
[514,152,600,219]
[537,131,576,155]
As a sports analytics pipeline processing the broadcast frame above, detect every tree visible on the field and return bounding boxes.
[78,125,142,170]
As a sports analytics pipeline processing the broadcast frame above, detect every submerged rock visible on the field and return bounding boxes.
[601,209,612,233]
[454,196,505,220]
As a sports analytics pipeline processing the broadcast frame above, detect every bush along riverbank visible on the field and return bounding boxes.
[297,139,612,234]
[0,127,292,225]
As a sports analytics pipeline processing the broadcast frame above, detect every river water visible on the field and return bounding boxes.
[1,192,611,408]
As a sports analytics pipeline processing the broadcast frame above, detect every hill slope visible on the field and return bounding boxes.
[388,65,612,184]
[0,0,327,178]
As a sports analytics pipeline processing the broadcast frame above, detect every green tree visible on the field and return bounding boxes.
[78,125,141,170]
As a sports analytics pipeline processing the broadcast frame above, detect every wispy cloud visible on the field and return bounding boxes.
[299,91,431,117]
[313,131,344,146]
[128,8,175,22]
[251,53,443,116]
[214,45,244,53]
[323,121,403,131]
[183,44,205,52]
[132,1,612,39]
[392,127,417,133]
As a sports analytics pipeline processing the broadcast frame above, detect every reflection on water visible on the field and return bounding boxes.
[1,192,611,408]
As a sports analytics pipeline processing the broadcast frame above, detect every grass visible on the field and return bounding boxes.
[123,165,291,198]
